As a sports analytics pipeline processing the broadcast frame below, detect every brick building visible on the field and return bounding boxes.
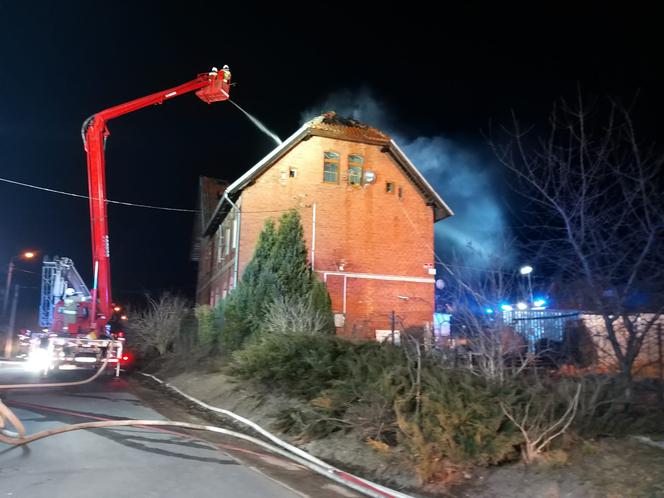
[193,113,453,340]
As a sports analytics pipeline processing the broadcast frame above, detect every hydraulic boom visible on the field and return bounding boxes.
[81,68,231,334]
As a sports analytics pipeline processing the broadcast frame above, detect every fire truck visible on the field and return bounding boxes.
[27,68,231,376]
[28,256,127,375]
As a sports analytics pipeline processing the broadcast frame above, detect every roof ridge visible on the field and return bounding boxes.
[307,111,391,142]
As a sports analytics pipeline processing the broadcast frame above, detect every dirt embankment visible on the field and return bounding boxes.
[153,365,422,493]
[145,359,664,498]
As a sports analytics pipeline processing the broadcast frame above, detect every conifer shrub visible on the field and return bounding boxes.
[194,304,215,348]
[309,276,335,334]
[232,333,526,480]
[194,302,226,353]
[220,210,334,349]
[231,333,353,398]
[395,367,520,472]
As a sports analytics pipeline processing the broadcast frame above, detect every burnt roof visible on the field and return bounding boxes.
[309,112,391,145]
[203,113,453,235]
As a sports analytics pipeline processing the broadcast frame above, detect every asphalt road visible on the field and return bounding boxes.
[0,363,362,498]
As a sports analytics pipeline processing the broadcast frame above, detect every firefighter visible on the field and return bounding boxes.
[62,288,78,327]
[222,64,231,85]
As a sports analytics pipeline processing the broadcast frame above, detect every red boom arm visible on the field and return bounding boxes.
[82,69,230,332]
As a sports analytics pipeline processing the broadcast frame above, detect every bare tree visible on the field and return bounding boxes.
[491,94,664,397]
[439,245,533,384]
[261,295,330,336]
[128,293,190,356]
[501,382,581,464]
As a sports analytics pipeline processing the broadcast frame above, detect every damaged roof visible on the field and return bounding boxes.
[309,112,392,144]
[204,112,453,235]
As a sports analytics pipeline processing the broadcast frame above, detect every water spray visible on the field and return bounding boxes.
[229,100,282,146]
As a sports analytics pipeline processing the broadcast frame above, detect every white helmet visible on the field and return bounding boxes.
[222,64,230,70]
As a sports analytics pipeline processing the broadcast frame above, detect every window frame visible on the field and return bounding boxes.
[347,154,364,186]
[224,226,231,256]
[216,228,224,263]
[323,151,340,183]
[231,216,238,249]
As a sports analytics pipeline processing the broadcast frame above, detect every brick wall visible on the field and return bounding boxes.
[236,135,438,339]
[195,177,229,306]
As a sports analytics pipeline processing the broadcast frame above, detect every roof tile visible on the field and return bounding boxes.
[308,112,391,144]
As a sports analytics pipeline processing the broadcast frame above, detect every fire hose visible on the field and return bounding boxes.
[0,362,415,498]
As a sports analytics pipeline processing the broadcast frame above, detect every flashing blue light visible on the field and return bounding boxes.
[533,298,547,308]
[485,308,494,314]
[500,304,513,312]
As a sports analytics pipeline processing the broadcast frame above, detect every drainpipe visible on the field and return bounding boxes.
[223,192,241,289]
[343,275,347,314]
[311,202,316,271]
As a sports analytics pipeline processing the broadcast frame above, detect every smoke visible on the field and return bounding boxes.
[301,89,510,266]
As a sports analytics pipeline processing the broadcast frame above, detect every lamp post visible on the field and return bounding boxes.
[3,251,36,321]
[519,265,534,304]
[4,284,20,359]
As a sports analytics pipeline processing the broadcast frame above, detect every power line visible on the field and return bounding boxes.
[0,176,197,213]
[0,176,313,215]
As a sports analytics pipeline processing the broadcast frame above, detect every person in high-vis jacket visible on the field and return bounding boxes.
[222,65,231,85]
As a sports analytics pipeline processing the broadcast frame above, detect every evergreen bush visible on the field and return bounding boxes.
[220,210,333,349]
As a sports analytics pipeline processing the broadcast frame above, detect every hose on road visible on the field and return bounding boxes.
[137,372,415,498]
[0,363,414,498]
[0,416,395,498]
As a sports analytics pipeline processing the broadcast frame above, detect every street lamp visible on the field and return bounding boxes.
[3,250,37,320]
[2,250,37,359]
[519,265,534,304]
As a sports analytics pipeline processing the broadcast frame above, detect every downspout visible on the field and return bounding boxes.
[343,275,347,314]
[311,202,316,271]
[223,192,241,289]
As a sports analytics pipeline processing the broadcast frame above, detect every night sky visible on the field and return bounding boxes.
[1,3,661,327]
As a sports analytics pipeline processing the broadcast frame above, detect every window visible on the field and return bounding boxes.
[348,154,363,186]
[289,167,297,178]
[216,229,224,263]
[386,182,394,193]
[398,186,403,199]
[323,152,340,183]
[224,227,231,255]
[231,217,238,249]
